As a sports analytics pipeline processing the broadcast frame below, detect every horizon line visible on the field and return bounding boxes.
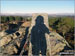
[1,13,74,14]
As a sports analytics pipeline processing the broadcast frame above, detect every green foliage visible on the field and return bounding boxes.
[27,17,32,21]
[9,16,15,21]
[48,17,58,26]
[48,16,74,36]
[48,17,74,32]
[15,16,22,21]
[1,16,9,23]
[1,16,31,23]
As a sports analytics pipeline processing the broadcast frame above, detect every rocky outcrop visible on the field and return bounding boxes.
[49,32,71,56]
[0,27,26,55]
[2,44,18,54]
[0,28,71,56]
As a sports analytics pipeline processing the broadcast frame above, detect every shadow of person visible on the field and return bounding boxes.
[31,15,50,56]
[17,27,29,55]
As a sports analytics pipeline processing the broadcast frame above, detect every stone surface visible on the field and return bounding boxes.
[21,22,31,27]
[49,32,70,56]
[0,36,12,47]
[2,44,18,54]
[0,31,7,37]
[12,33,18,39]
[0,27,26,55]
[15,40,20,48]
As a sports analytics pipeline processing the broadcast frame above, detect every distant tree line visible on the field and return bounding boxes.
[1,16,32,23]
[48,16,74,48]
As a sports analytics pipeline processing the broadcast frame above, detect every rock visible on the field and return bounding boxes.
[49,32,70,56]
[0,31,7,37]
[15,40,20,48]
[0,25,71,56]
[2,44,18,54]
[21,22,31,27]
[0,36,12,47]
[12,33,17,39]
[51,42,66,55]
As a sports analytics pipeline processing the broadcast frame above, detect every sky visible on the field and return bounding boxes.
[1,0,74,14]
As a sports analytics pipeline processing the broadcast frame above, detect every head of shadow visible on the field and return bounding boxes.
[35,15,44,25]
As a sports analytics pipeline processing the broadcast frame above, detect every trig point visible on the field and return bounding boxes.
[28,13,51,56]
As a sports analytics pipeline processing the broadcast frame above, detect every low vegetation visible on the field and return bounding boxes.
[1,16,32,23]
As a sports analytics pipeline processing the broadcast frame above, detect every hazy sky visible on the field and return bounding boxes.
[1,0,74,14]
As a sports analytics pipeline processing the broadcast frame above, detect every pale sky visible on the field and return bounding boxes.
[1,0,74,14]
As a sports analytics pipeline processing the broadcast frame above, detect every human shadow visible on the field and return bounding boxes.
[31,15,50,56]
[16,27,29,55]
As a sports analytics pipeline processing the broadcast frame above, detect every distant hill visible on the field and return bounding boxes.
[1,13,74,17]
